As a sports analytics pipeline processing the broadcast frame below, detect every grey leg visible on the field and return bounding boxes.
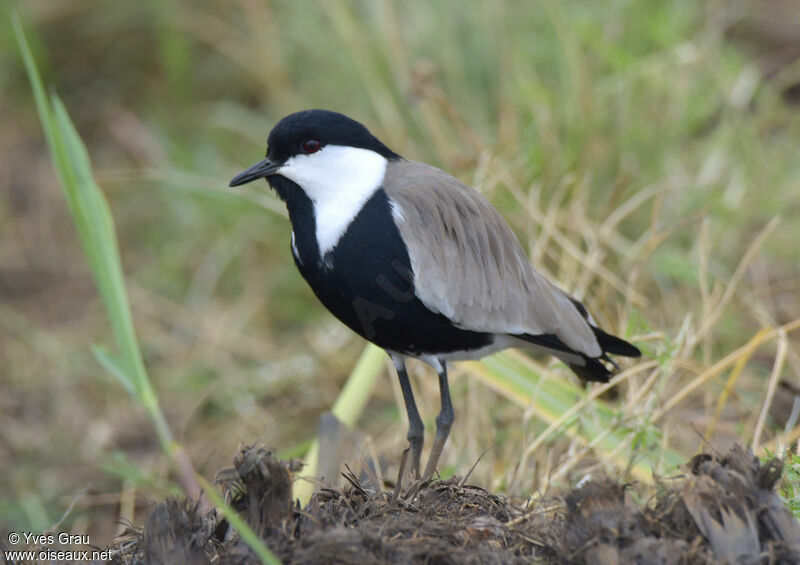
[422,360,453,481]
[392,354,424,479]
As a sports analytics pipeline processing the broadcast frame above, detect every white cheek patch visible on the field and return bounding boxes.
[280,146,388,259]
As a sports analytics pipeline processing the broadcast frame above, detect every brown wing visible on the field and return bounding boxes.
[384,160,601,357]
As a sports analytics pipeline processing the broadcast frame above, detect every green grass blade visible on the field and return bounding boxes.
[331,343,387,428]
[49,94,150,394]
[14,14,149,399]
[294,343,386,505]
[91,345,137,398]
[197,475,282,565]
[100,452,183,497]
[13,13,187,494]
[473,352,684,481]
[11,14,55,151]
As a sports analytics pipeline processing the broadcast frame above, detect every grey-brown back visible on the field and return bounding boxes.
[384,159,601,357]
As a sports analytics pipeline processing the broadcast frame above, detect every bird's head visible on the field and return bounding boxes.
[229,110,400,202]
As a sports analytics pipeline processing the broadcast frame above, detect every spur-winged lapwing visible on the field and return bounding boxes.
[230,109,641,481]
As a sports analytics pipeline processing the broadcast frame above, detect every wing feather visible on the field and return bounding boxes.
[384,160,601,357]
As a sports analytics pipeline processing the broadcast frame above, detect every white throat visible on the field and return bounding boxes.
[279,145,388,259]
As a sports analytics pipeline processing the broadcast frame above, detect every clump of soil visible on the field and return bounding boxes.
[110,445,800,564]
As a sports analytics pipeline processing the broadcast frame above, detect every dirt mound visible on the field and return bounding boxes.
[109,445,800,564]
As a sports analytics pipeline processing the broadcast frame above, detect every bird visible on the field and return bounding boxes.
[230,109,641,481]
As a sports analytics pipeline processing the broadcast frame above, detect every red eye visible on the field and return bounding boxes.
[302,139,322,154]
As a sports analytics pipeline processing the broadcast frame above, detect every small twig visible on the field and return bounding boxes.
[341,464,369,497]
[116,480,136,537]
[363,436,385,493]
[390,448,410,506]
[653,319,800,423]
[402,476,428,503]
[45,485,90,534]
[753,330,789,450]
[691,218,779,347]
[174,445,209,512]
[784,397,800,436]
[513,360,656,485]
[505,504,561,529]
[458,444,494,488]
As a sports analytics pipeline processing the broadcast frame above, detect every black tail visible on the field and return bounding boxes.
[516,326,640,384]
[591,327,641,358]
[567,356,615,383]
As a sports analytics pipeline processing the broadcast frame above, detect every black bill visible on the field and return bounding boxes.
[229,158,282,187]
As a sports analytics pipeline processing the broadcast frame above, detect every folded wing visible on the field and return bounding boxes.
[384,160,602,358]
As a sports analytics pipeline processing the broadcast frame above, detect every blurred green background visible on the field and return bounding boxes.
[2,0,800,545]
